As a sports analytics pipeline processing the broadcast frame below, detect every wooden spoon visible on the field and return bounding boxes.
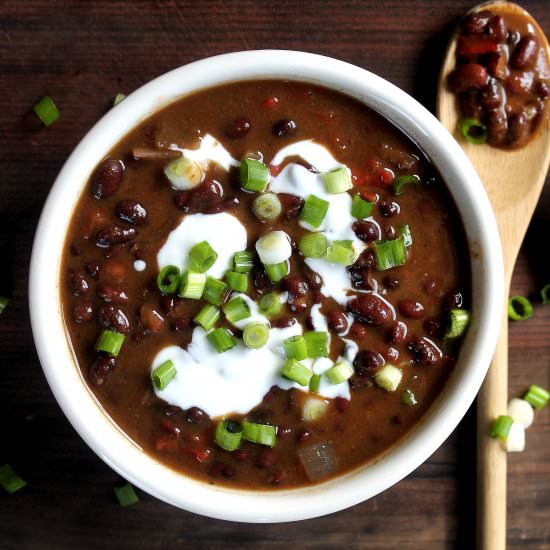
[437,2,550,549]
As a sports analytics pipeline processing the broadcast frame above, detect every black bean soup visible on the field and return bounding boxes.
[61,80,471,489]
[448,8,550,148]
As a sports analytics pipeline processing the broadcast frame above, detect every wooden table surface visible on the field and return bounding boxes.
[0,1,548,548]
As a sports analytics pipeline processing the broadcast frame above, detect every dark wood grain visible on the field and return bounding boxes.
[0,1,548,548]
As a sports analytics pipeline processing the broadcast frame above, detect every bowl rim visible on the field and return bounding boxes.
[29,49,503,523]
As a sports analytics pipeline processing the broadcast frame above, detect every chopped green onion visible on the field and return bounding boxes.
[309,373,322,393]
[372,236,406,271]
[95,329,125,356]
[299,194,329,228]
[374,364,403,392]
[188,241,218,273]
[351,195,374,219]
[304,331,328,358]
[233,250,255,273]
[523,384,549,410]
[326,240,355,265]
[240,158,270,192]
[194,304,220,331]
[242,420,277,447]
[164,156,203,190]
[0,296,9,315]
[215,420,243,451]
[508,295,533,321]
[225,271,249,293]
[541,284,550,304]
[157,265,181,294]
[207,328,237,353]
[258,292,282,317]
[256,230,292,265]
[400,224,412,247]
[252,193,282,221]
[114,483,139,506]
[265,261,289,283]
[302,397,329,421]
[299,232,329,259]
[445,308,471,338]
[203,276,230,306]
[243,322,270,349]
[223,296,251,324]
[178,270,206,299]
[33,95,60,126]
[0,464,26,494]
[400,388,418,406]
[324,361,354,384]
[321,166,352,194]
[281,358,313,386]
[152,359,177,390]
[284,335,308,360]
[490,415,514,440]
[113,93,126,106]
[393,174,420,195]
[460,117,488,145]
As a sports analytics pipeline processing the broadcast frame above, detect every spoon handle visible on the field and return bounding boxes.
[477,299,509,550]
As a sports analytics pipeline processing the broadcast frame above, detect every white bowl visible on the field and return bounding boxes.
[29,50,503,523]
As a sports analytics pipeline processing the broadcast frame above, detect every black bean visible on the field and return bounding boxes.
[95,225,136,248]
[273,119,297,137]
[398,299,425,319]
[89,355,117,386]
[92,159,124,199]
[383,275,400,290]
[487,14,507,42]
[278,193,304,220]
[409,337,442,366]
[461,10,492,35]
[511,35,539,70]
[223,117,251,139]
[97,284,129,304]
[508,112,530,148]
[485,108,508,145]
[73,301,94,323]
[447,64,489,94]
[379,200,400,217]
[97,304,130,334]
[388,321,407,344]
[348,293,393,325]
[85,261,101,280]
[353,350,384,376]
[186,407,207,424]
[70,273,89,296]
[303,266,323,290]
[352,220,380,242]
[116,200,147,225]
[327,310,348,334]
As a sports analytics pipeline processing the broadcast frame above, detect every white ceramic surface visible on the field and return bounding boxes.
[29,50,504,523]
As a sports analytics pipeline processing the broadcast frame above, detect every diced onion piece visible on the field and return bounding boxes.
[164,156,204,190]
[178,270,206,299]
[501,422,525,453]
[281,358,313,387]
[324,361,353,385]
[242,420,277,447]
[207,328,237,353]
[113,93,126,106]
[326,240,355,265]
[151,359,177,390]
[225,271,249,293]
[240,158,270,192]
[258,292,282,317]
[304,331,328,358]
[507,398,534,428]
[252,193,282,222]
[400,224,412,247]
[299,232,329,259]
[541,283,550,304]
[264,261,289,282]
[460,117,488,145]
[490,415,513,440]
[445,308,471,338]
[95,329,125,357]
[114,483,139,506]
[393,174,420,195]
[373,236,406,270]
[297,442,338,481]
[223,296,251,324]
[523,384,549,410]
[194,304,220,331]
[351,195,374,219]
[309,373,321,393]
[243,322,270,349]
[215,420,242,451]
[400,387,418,406]
[374,364,403,392]
[299,194,329,228]
[302,397,330,421]
[255,230,292,265]
[321,166,352,194]
[284,335,308,360]
[0,296,10,315]
[188,241,218,273]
